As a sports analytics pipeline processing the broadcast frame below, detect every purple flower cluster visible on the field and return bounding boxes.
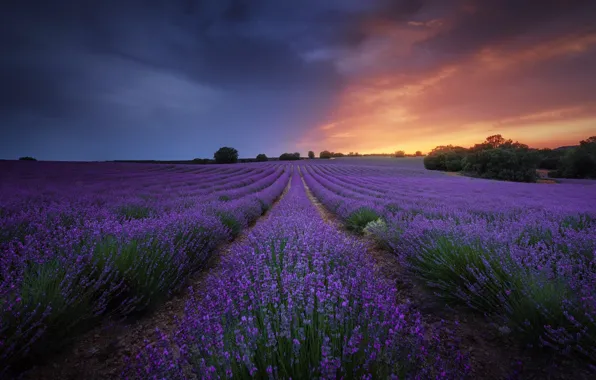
[301,159,596,364]
[0,161,289,373]
[130,169,469,379]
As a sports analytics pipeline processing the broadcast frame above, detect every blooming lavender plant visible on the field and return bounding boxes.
[130,170,470,379]
[301,159,596,365]
[0,161,289,374]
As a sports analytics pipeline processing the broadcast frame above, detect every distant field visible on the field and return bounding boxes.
[1,159,595,378]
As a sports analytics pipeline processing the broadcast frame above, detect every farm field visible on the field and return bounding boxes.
[302,158,596,374]
[1,158,595,379]
[0,161,290,375]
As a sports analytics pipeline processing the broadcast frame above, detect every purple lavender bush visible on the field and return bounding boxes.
[0,162,289,374]
[301,160,596,365]
[130,171,470,379]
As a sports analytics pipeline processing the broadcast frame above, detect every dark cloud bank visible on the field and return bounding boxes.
[1,0,594,160]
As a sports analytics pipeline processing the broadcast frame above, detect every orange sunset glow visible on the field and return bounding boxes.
[298,4,596,154]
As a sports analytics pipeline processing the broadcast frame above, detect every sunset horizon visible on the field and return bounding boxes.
[2,1,595,160]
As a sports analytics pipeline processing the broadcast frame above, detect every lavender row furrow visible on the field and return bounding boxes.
[129,169,469,379]
[0,162,289,373]
[301,161,596,365]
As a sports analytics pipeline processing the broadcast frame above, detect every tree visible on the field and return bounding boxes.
[320,150,332,159]
[485,134,507,149]
[424,135,541,182]
[256,154,268,162]
[552,136,596,179]
[395,150,406,158]
[537,148,565,170]
[214,147,239,164]
[308,151,315,159]
[415,151,423,157]
[463,147,539,182]
[279,152,300,161]
[462,136,540,182]
[423,145,468,171]
[18,156,37,161]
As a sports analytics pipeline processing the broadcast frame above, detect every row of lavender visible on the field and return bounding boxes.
[0,161,290,373]
[129,168,469,379]
[301,161,596,365]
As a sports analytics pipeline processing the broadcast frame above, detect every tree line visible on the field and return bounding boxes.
[423,135,596,182]
[209,148,426,163]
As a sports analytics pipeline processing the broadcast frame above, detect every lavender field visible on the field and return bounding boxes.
[0,161,290,374]
[302,158,596,369]
[1,158,595,378]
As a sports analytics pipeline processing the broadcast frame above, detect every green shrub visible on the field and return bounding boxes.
[346,208,381,233]
[18,156,37,161]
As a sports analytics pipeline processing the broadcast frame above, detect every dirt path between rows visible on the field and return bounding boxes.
[297,166,589,380]
[21,176,293,380]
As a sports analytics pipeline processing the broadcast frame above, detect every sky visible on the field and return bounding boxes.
[1,0,595,160]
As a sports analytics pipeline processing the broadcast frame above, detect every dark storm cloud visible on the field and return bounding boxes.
[414,0,596,63]
[1,0,595,160]
[1,0,429,141]
[222,0,251,23]
[321,0,596,78]
[1,0,338,93]
[0,0,369,159]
